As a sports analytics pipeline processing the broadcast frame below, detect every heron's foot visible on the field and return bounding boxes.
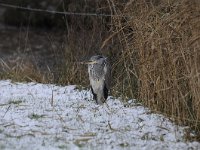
[96,98,106,105]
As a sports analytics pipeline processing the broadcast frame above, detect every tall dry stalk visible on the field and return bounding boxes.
[111,0,200,138]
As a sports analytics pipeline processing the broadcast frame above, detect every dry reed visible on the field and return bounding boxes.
[110,0,200,139]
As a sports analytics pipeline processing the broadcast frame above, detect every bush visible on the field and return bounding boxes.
[111,0,200,138]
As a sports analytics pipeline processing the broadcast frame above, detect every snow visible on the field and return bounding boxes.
[0,80,199,150]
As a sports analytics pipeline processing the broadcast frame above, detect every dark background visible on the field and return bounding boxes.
[0,0,117,85]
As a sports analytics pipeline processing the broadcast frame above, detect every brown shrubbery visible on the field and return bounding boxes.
[110,0,200,138]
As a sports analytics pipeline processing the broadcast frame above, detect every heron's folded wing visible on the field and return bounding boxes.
[104,59,111,91]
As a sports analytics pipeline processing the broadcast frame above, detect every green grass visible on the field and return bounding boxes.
[119,142,129,147]
[28,113,45,120]
[0,129,3,133]
[0,144,5,150]
[8,100,23,105]
[58,145,69,149]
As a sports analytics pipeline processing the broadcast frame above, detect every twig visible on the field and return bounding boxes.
[3,105,11,118]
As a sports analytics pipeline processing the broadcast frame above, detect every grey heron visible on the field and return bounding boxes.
[83,55,111,104]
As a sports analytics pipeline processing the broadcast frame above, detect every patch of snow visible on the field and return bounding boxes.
[0,80,199,150]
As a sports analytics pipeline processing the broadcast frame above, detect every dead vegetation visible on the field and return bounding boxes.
[110,0,200,139]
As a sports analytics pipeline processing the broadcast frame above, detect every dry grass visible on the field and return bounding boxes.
[0,58,47,82]
[110,0,200,139]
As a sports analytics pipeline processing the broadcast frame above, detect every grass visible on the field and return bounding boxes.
[110,0,200,140]
[28,113,45,120]
[74,140,87,148]
[8,100,23,105]
[119,142,129,147]
[58,145,69,149]
[0,129,3,134]
[0,144,5,150]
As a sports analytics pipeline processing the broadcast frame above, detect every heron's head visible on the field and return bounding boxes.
[84,55,107,65]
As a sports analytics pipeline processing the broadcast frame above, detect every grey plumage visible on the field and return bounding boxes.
[84,55,111,104]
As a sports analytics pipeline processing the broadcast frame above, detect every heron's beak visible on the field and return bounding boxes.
[82,60,97,65]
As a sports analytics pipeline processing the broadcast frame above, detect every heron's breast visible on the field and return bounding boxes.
[90,78,104,92]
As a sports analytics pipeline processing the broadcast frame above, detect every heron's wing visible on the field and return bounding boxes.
[103,84,108,100]
[104,59,111,91]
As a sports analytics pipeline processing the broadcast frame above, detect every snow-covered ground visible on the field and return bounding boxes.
[0,80,199,150]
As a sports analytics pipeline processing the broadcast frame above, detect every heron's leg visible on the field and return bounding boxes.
[91,86,97,102]
[103,85,108,100]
